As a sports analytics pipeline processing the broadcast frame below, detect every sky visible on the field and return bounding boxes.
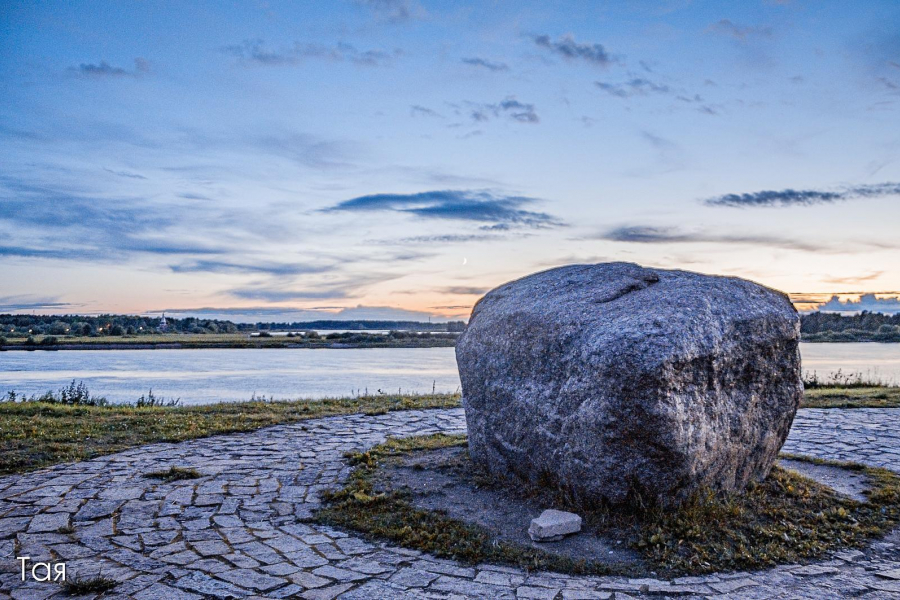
[1,0,899,321]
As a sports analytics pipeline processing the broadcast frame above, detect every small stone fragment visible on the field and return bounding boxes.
[528,509,582,542]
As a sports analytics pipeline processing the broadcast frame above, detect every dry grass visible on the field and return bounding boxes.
[0,393,460,475]
[802,386,900,408]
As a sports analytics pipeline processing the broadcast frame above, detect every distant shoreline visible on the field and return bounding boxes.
[0,332,459,351]
[0,341,457,351]
[0,337,896,351]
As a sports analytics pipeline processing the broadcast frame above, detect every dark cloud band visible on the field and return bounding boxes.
[326,190,561,227]
[599,225,829,252]
[532,34,615,67]
[704,183,900,208]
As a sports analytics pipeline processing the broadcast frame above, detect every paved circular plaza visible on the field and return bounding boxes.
[1,407,899,599]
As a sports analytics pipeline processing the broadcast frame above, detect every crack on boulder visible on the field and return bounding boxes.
[593,272,660,304]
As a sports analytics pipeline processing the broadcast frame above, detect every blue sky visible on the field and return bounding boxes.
[1,0,899,321]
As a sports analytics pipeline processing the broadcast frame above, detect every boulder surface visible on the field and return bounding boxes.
[456,262,802,506]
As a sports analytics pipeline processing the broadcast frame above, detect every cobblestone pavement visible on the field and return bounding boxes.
[1,407,898,600]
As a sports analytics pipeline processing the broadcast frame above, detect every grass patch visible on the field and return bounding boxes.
[62,575,117,595]
[315,434,614,576]
[0,393,460,475]
[801,386,900,408]
[143,466,202,482]
[316,434,900,577]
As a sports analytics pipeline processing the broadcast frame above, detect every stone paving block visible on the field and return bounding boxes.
[300,582,355,600]
[73,499,123,521]
[430,575,518,598]
[215,568,286,591]
[261,562,300,576]
[475,570,526,586]
[516,584,562,599]
[311,564,369,582]
[793,565,841,576]
[876,568,900,580]
[289,570,332,589]
[175,570,247,599]
[191,539,231,557]
[26,512,69,533]
[389,566,441,588]
[707,577,758,593]
[134,582,205,600]
[560,590,613,600]
[339,579,424,599]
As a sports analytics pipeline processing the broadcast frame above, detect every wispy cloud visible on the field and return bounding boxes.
[410,105,443,118]
[229,286,353,302]
[396,233,498,244]
[703,182,900,208]
[532,34,616,67]
[0,176,226,263]
[326,189,562,227]
[156,304,442,322]
[228,271,402,303]
[599,225,830,252]
[461,57,509,72]
[355,0,422,23]
[169,260,332,277]
[595,78,670,98]
[223,39,399,67]
[250,133,359,169]
[822,271,883,285]
[71,58,149,78]
[439,286,487,295]
[460,97,539,124]
[0,295,79,312]
[707,19,773,42]
[103,168,147,179]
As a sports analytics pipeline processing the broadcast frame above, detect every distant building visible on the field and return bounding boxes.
[158,314,169,332]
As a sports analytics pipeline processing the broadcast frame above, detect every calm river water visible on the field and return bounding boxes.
[0,343,897,405]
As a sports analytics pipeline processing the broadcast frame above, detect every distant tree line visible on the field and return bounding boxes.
[0,314,243,338]
[801,311,900,342]
[0,314,467,345]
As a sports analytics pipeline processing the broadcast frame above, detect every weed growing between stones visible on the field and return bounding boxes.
[143,466,203,482]
[62,575,117,595]
[315,434,900,577]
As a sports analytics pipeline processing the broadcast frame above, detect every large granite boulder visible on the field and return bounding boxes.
[456,262,802,507]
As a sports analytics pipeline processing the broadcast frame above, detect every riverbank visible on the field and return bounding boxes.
[0,332,458,351]
[2,387,897,476]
